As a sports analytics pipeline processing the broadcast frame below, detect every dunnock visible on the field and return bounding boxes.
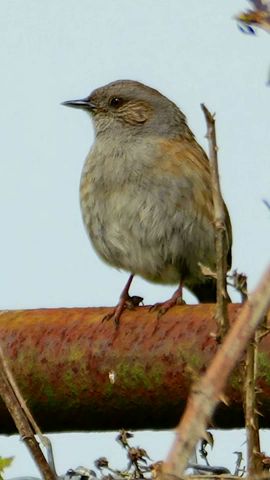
[63,80,232,325]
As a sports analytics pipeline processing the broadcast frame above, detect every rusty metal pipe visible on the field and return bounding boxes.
[0,304,269,433]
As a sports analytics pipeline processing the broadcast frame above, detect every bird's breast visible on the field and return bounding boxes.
[79,138,216,284]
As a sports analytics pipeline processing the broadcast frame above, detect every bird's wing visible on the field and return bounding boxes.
[155,137,232,268]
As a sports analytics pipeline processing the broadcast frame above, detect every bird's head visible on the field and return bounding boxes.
[62,79,187,138]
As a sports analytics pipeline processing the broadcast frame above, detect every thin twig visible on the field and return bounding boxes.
[244,338,262,475]
[0,347,47,445]
[239,271,263,476]
[229,270,248,303]
[201,104,229,340]
[0,347,56,480]
[263,198,270,211]
[231,270,266,475]
[233,451,245,476]
[162,264,270,478]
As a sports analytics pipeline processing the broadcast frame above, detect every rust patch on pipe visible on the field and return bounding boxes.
[0,304,269,432]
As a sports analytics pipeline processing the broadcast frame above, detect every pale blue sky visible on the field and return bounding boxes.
[0,0,270,477]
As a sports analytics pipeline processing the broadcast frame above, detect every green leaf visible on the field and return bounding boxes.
[0,456,14,473]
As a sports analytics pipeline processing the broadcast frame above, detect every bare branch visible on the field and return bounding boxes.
[162,264,270,478]
[239,270,263,476]
[263,198,270,210]
[244,337,262,475]
[0,346,56,479]
[201,104,229,339]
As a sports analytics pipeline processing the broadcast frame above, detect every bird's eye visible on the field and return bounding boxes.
[109,97,123,108]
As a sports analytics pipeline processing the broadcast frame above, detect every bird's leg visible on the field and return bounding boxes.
[150,281,185,318]
[102,274,143,327]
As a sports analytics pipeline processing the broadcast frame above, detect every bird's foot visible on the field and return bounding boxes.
[150,286,185,318]
[102,295,143,327]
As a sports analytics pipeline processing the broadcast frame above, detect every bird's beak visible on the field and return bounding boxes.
[61,97,96,111]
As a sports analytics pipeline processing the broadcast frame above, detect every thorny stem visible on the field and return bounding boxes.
[239,271,263,476]
[201,104,229,340]
[162,264,270,478]
[232,271,265,474]
[244,337,262,475]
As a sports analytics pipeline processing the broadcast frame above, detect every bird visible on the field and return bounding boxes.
[62,80,232,325]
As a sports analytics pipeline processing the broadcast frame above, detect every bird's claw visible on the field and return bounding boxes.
[102,295,144,327]
[149,296,186,318]
[102,311,119,325]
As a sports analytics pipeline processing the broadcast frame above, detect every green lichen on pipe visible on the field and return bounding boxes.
[0,304,269,433]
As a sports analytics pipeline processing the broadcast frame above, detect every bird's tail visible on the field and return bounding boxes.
[190,279,231,303]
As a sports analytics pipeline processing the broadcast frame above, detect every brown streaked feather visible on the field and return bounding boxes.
[156,137,214,220]
[156,136,232,270]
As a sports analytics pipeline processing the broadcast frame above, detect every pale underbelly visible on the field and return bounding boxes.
[81,193,215,285]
